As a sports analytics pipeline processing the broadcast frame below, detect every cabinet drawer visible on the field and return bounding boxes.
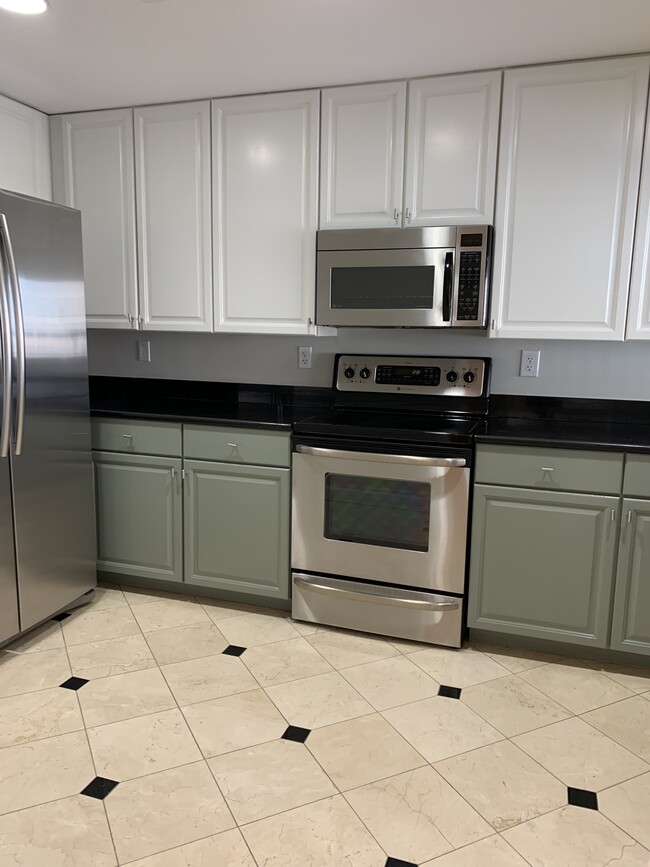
[624,454,650,497]
[91,418,182,457]
[475,444,624,494]
[183,425,291,467]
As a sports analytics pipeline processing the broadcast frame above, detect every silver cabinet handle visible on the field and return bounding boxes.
[0,214,25,456]
[540,467,554,472]
[0,236,13,459]
[393,208,400,223]
[610,508,616,523]
[227,442,238,448]
[294,573,460,611]
[627,510,633,524]
[296,444,466,468]
[171,467,176,479]
[122,434,133,443]
[405,207,412,222]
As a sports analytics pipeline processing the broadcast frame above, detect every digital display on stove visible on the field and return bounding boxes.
[375,365,441,386]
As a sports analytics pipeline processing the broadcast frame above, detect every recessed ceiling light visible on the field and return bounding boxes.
[0,0,48,13]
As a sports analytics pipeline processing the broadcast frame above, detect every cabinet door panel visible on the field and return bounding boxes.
[135,102,213,331]
[0,94,51,200]
[468,485,618,647]
[627,100,650,339]
[404,72,500,226]
[320,82,406,229]
[185,460,289,598]
[493,57,649,340]
[51,110,137,329]
[94,452,182,582]
[610,499,650,655]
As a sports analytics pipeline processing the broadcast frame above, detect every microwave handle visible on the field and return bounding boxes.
[442,251,453,322]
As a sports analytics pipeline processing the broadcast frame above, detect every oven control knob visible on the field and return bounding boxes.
[463,371,476,384]
[446,370,458,383]
[344,367,355,379]
[359,367,371,380]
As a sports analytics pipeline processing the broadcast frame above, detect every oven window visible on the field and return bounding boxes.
[330,266,435,309]
[324,474,430,552]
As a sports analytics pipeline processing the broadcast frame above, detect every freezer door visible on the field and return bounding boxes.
[0,190,96,630]
[0,459,19,643]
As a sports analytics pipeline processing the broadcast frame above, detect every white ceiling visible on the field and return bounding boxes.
[1,0,650,114]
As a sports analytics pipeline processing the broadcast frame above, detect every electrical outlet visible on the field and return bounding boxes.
[298,346,312,369]
[137,340,151,363]
[520,349,540,378]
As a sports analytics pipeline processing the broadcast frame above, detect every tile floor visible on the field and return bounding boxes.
[1,585,650,866]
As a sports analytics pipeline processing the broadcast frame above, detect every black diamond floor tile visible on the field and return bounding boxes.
[60,677,89,691]
[282,725,311,743]
[51,612,70,622]
[222,645,246,657]
[80,777,119,800]
[438,685,462,699]
[385,858,418,867]
[568,787,599,810]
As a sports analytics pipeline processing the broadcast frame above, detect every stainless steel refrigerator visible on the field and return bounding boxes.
[0,188,96,646]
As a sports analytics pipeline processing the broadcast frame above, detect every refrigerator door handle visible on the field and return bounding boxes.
[0,227,13,459]
[0,214,25,456]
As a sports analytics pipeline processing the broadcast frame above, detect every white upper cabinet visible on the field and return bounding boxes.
[320,82,406,229]
[0,95,51,200]
[134,101,213,332]
[404,71,501,226]
[50,110,138,329]
[492,57,650,341]
[213,90,319,334]
[627,100,650,340]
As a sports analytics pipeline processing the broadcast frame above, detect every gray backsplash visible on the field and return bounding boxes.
[87,329,650,401]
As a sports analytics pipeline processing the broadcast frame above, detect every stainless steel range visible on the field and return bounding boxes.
[291,354,491,648]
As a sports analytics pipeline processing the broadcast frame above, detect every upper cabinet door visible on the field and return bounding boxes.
[492,57,650,341]
[404,71,501,227]
[320,82,406,229]
[213,91,319,334]
[627,102,650,340]
[135,102,213,332]
[0,95,51,201]
[50,110,138,329]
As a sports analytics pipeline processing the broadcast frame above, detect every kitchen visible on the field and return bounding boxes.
[0,1,650,865]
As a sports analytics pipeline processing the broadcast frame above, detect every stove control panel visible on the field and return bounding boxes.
[336,355,487,397]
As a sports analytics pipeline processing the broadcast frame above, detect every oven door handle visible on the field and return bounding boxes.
[295,444,466,468]
[294,574,460,611]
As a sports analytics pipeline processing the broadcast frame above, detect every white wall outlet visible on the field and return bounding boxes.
[298,346,312,369]
[520,349,540,377]
[137,339,151,363]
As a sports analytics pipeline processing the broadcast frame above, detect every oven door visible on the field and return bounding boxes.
[316,248,454,328]
[291,446,469,593]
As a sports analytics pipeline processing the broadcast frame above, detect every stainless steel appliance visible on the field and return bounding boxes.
[0,189,96,646]
[316,226,492,328]
[291,354,490,648]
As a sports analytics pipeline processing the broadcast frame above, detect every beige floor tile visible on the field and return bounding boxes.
[407,645,510,687]
[583,696,650,762]
[586,659,650,694]
[242,794,384,867]
[131,598,211,632]
[124,829,255,867]
[121,586,196,605]
[0,647,71,697]
[89,585,128,610]
[0,730,95,815]
[388,637,437,652]
[306,629,401,669]
[265,671,373,729]
[105,761,234,863]
[383,694,503,763]
[471,642,563,673]
[78,667,176,727]
[306,712,425,790]
[144,622,227,665]
[242,637,333,687]
[3,620,64,654]
[161,653,257,704]
[340,655,440,710]
[513,717,650,791]
[209,739,336,823]
[420,834,529,866]
[599,772,650,849]
[345,765,492,863]
[520,660,634,714]
[288,618,323,636]
[461,674,571,736]
[88,708,201,780]
[67,633,156,680]
[435,740,567,831]
[217,611,300,647]
[62,606,141,647]
[200,597,264,621]
[502,805,650,867]
[182,689,287,757]
[0,795,116,867]
[0,687,83,747]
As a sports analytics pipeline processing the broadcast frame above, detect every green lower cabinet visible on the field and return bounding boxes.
[93,451,183,583]
[610,499,650,656]
[468,484,619,648]
[184,459,290,599]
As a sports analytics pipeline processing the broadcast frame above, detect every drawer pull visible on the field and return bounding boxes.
[611,508,616,523]
[122,434,133,441]
[540,466,554,472]
[227,443,238,448]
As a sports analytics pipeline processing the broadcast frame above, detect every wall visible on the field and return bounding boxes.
[87,330,650,401]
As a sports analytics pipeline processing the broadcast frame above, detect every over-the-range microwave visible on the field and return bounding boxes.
[316,226,493,328]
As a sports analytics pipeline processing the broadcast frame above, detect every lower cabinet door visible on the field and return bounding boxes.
[610,498,650,655]
[93,451,183,582]
[184,460,290,599]
[468,485,619,647]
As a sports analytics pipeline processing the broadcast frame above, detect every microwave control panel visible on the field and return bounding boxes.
[453,226,492,327]
[336,355,486,398]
